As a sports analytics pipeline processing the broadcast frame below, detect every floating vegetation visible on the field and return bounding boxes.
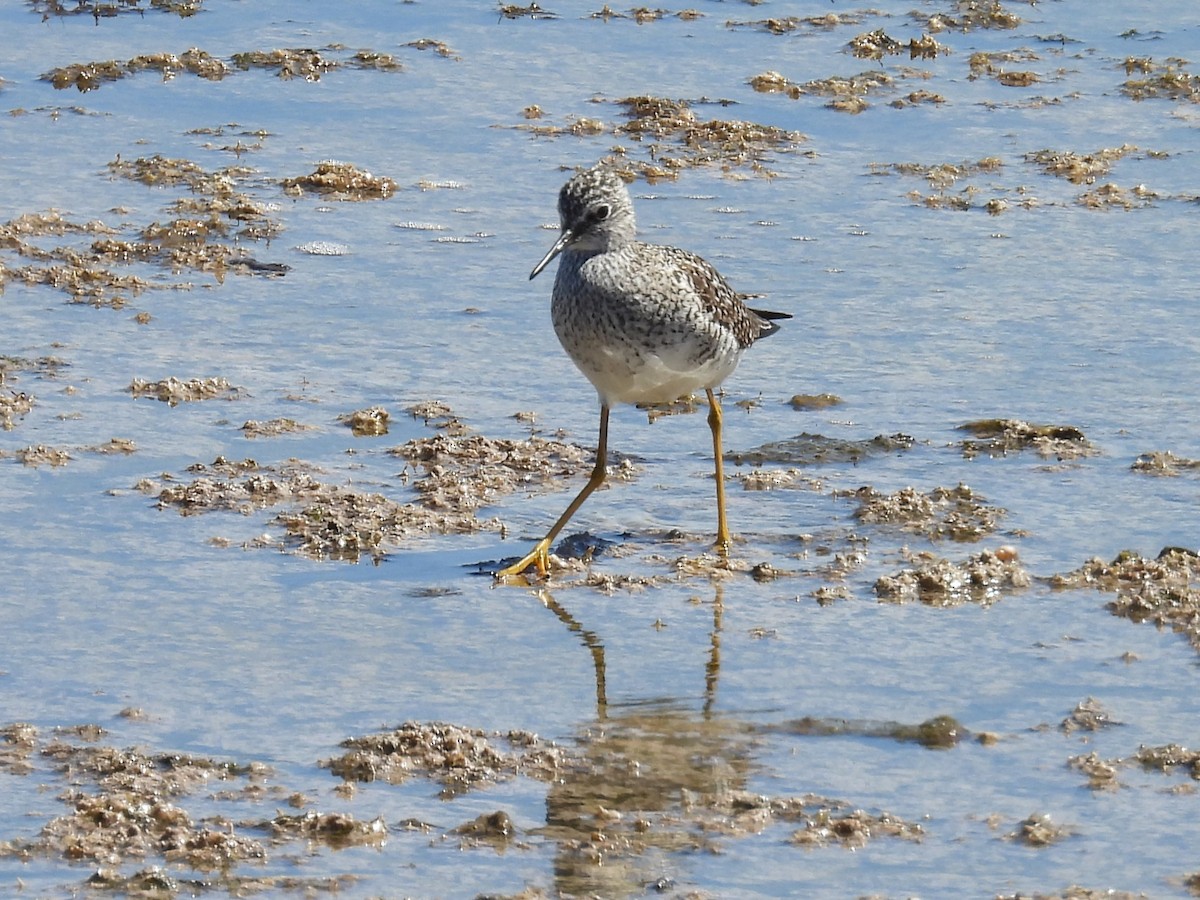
[1052,548,1200,653]
[957,418,1097,459]
[849,30,946,62]
[43,45,412,92]
[1060,697,1116,735]
[403,38,459,58]
[338,406,390,436]
[1121,58,1200,102]
[750,69,894,113]
[128,376,239,405]
[324,721,565,797]
[875,546,1030,606]
[0,154,286,306]
[967,48,1041,86]
[1007,813,1074,847]
[879,157,1004,190]
[612,95,804,173]
[231,47,337,80]
[0,439,134,467]
[0,392,35,430]
[143,417,600,560]
[1071,741,1200,793]
[44,50,228,91]
[1077,181,1159,210]
[513,94,804,177]
[268,811,387,848]
[910,1,1022,33]
[29,0,204,20]
[499,3,558,20]
[588,5,703,23]
[848,483,1004,541]
[1131,450,1200,477]
[390,431,594,513]
[281,161,397,200]
[347,49,404,72]
[728,14,864,35]
[1024,145,1138,184]
[889,89,946,108]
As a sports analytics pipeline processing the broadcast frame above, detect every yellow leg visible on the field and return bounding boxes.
[495,405,610,582]
[706,388,731,552]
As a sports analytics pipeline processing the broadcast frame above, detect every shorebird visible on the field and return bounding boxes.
[497,166,789,580]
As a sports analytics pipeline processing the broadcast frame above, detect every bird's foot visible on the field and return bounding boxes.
[493,539,553,585]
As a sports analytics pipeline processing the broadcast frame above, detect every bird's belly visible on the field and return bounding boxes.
[560,337,740,406]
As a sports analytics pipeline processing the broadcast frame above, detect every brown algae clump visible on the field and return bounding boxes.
[875,546,1030,606]
[324,721,564,797]
[958,418,1097,459]
[1131,450,1200,476]
[1025,145,1138,184]
[128,376,239,405]
[281,161,397,200]
[850,483,1004,541]
[1052,548,1200,652]
[338,406,390,436]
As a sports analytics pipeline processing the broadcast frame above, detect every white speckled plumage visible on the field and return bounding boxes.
[539,167,783,406]
[497,165,789,581]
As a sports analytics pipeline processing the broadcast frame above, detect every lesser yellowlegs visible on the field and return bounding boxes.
[497,166,789,580]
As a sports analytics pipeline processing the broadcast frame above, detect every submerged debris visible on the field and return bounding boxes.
[731,432,914,466]
[768,714,968,749]
[241,418,314,438]
[849,483,1003,541]
[1052,548,1200,652]
[875,546,1029,606]
[958,419,1097,459]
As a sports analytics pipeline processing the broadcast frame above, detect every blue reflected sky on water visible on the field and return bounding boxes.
[1,1,1199,896]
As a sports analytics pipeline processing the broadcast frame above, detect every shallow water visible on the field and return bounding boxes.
[2,1,1199,897]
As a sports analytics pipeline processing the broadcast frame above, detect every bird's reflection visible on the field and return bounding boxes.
[534,584,756,897]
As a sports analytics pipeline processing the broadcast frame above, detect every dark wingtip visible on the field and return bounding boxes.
[750,307,791,339]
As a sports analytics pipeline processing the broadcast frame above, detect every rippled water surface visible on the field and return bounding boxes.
[2,1,1199,897]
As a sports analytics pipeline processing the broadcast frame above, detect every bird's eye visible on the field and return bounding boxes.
[593,204,611,221]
